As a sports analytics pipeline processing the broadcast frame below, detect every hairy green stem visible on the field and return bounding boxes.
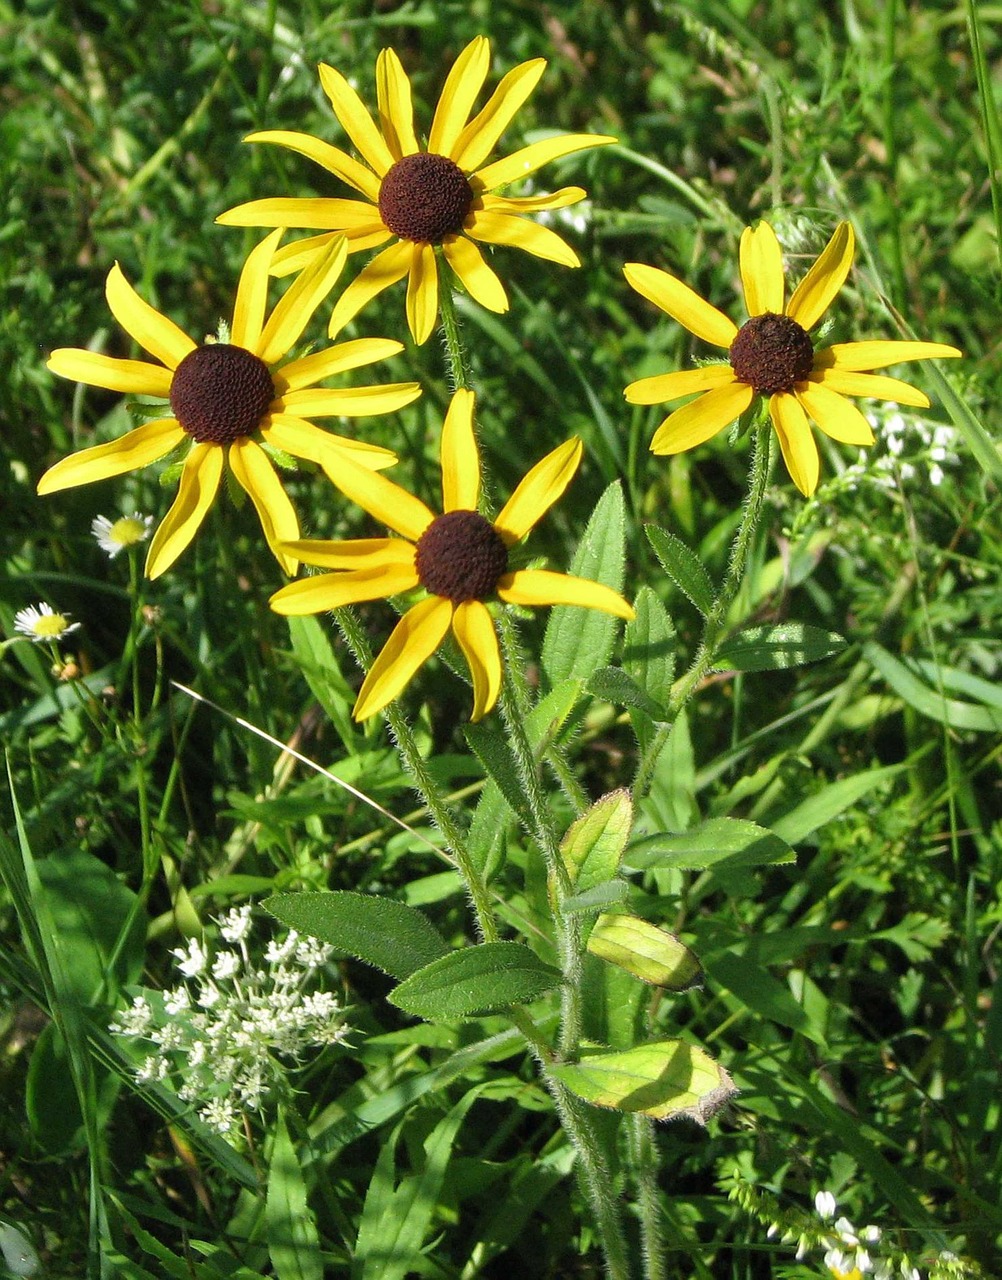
[436,255,471,390]
[630,1114,666,1280]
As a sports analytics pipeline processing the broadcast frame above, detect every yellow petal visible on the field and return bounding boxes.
[47,349,173,398]
[261,415,397,470]
[269,563,421,616]
[474,133,616,192]
[480,186,585,215]
[442,236,509,313]
[813,340,962,371]
[739,222,784,316]
[37,418,186,494]
[795,383,875,445]
[319,451,434,541]
[466,211,579,267]
[769,392,819,496]
[244,129,382,201]
[428,36,491,158]
[353,597,454,721]
[650,381,753,454]
[404,243,438,345]
[497,569,634,620]
[625,364,734,405]
[230,230,282,350]
[271,229,391,278]
[452,600,502,721]
[145,443,223,579]
[105,263,196,369]
[376,47,418,159]
[318,62,396,176]
[623,263,738,348]
[280,537,416,571]
[452,58,546,171]
[276,382,421,418]
[786,221,855,331]
[810,367,930,408]
[257,235,348,365]
[228,437,300,575]
[328,240,413,338]
[493,437,582,546]
[274,337,405,393]
[216,196,380,230]
[440,388,479,512]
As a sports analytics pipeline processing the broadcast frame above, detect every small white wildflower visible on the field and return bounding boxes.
[13,603,81,644]
[199,1097,237,1134]
[196,982,222,1008]
[91,512,154,558]
[111,994,153,1036]
[815,1191,838,1220]
[164,987,190,1015]
[212,949,241,981]
[136,1055,169,1083]
[863,1227,882,1245]
[929,463,945,487]
[836,1216,860,1245]
[265,931,300,965]
[856,1248,873,1272]
[219,904,253,943]
[172,937,208,977]
[294,936,334,968]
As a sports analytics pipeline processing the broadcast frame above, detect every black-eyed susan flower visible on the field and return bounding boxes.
[39,232,420,579]
[624,221,961,496]
[270,389,634,721]
[217,37,615,345]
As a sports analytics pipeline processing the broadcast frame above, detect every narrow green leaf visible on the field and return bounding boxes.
[769,764,905,846]
[542,481,626,685]
[704,950,824,1044]
[284,614,358,750]
[552,1040,735,1123]
[264,892,449,980]
[388,942,562,1020]
[715,623,846,672]
[864,641,1002,732]
[623,586,677,704]
[625,817,795,872]
[267,1110,323,1280]
[561,789,633,890]
[587,666,666,718]
[464,722,533,829]
[587,913,703,990]
[562,879,631,915]
[645,525,715,616]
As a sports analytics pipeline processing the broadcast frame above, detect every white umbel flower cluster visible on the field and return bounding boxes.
[111,905,350,1135]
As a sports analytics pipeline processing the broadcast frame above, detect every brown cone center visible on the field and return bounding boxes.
[169,344,275,445]
[415,510,508,603]
[729,312,815,395]
[378,152,474,244]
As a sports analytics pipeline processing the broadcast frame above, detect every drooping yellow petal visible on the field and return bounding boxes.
[497,569,634,620]
[466,211,579,267]
[375,47,419,159]
[650,381,754,454]
[786,221,855,331]
[769,392,819,496]
[105,264,196,369]
[440,388,480,512]
[328,240,414,338]
[276,382,421,418]
[230,229,282,350]
[479,186,585,215]
[428,36,491,158]
[451,58,546,173]
[280,537,416,571]
[353,597,454,721]
[270,229,392,279]
[261,414,397,470]
[739,222,784,316]
[274,337,405,393]
[795,383,875,445]
[244,130,382,201]
[474,133,616,192]
[145,443,223,579]
[625,364,734,405]
[257,235,348,365]
[318,62,396,177]
[319,451,434,541]
[442,236,509,313]
[810,367,930,408]
[37,418,186,494]
[269,563,421,616]
[493,437,582,546]
[813,340,962,371]
[624,263,738,348]
[452,600,502,721]
[216,197,379,231]
[228,437,301,575]
[402,244,437,345]
[47,349,174,398]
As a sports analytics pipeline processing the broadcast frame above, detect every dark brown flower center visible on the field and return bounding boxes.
[415,510,508,603]
[728,312,815,396]
[169,344,275,445]
[378,153,474,244]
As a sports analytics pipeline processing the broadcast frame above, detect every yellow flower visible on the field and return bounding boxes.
[270,389,634,721]
[39,232,420,578]
[624,221,961,495]
[217,37,615,345]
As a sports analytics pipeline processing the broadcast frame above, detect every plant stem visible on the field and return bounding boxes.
[436,253,471,390]
[630,1114,666,1280]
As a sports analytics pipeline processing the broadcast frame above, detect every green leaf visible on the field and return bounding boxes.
[587,666,665,718]
[562,879,631,915]
[864,641,1002,732]
[623,586,677,704]
[769,764,905,845]
[704,949,824,1043]
[284,615,358,751]
[264,892,449,980]
[551,1040,735,1122]
[464,722,533,830]
[645,525,715,616]
[267,1110,323,1280]
[587,913,703,990]
[625,817,795,872]
[542,481,626,684]
[388,942,562,1020]
[560,789,633,891]
[715,623,846,672]
[923,356,1002,485]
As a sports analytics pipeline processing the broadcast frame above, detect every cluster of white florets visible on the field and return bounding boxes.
[867,406,959,490]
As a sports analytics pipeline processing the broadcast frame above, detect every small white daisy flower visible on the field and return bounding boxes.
[816,1191,839,1220]
[13,603,80,644]
[91,512,154,558]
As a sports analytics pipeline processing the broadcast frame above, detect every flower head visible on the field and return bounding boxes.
[270,389,634,720]
[13,603,80,644]
[218,37,615,344]
[39,233,420,578]
[91,512,155,557]
[624,221,961,495]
